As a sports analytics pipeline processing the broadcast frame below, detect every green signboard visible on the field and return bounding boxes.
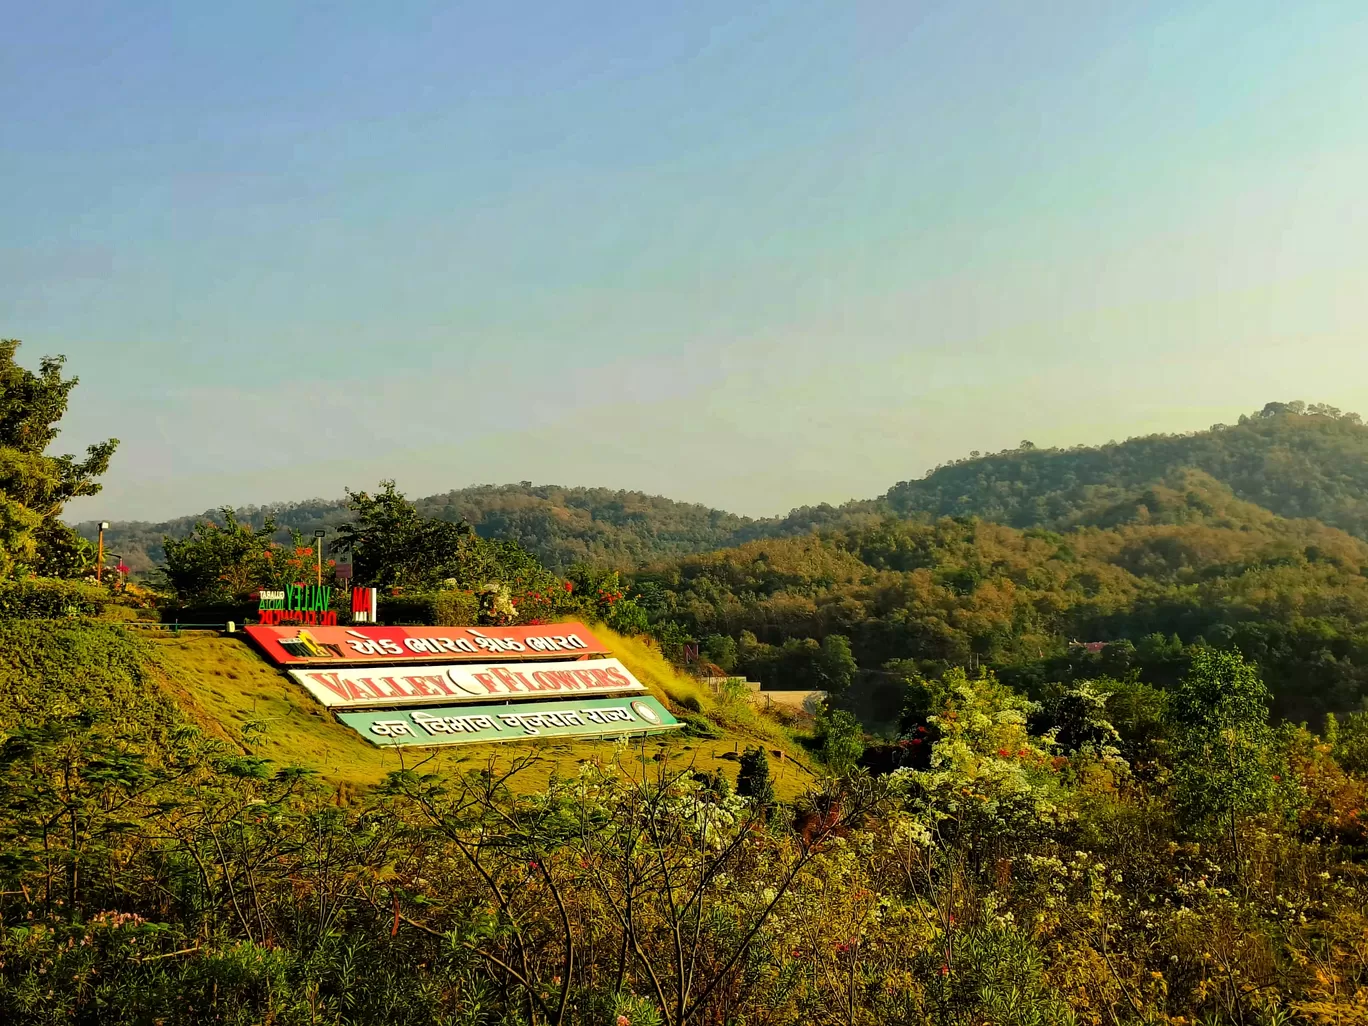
[337,695,680,747]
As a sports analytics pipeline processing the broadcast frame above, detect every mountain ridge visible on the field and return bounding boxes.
[78,403,1368,572]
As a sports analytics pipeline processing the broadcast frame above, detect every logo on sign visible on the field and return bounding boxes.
[351,587,379,623]
[258,584,336,626]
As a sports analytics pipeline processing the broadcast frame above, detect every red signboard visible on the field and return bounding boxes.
[243,623,608,666]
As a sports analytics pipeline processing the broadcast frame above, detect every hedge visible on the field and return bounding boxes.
[0,578,109,619]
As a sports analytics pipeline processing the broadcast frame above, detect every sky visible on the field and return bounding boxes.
[4,1,1368,522]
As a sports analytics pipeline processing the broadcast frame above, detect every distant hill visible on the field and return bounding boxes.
[884,402,1368,536]
[634,470,1368,723]
[78,402,1368,573]
[76,485,766,574]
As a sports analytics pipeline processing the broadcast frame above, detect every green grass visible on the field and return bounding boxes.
[141,625,818,798]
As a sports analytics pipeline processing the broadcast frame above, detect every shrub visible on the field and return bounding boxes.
[379,590,480,626]
[816,707,866,774]
[0,578,107,619]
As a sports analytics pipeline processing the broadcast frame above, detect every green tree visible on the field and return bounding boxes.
[161,509,279,604]
[333,480,475,589]
[701,634,739,673]
[816,708,865,774]
[816,633,858,703]
[736,745,776,812]
[0,341,118,577]
[1325,707,1368,776]
[1169,649,1286,872]
[1048,680,1124,760]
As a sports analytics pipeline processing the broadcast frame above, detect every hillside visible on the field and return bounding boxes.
[0,618,816,798]
[78,403,1368,576]
[77,485,762,574]
[634,471,1368,725]
[884,403,1368,536]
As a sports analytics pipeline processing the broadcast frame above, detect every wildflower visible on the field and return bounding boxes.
[618,1016,631,1026]
[939,964,949,976]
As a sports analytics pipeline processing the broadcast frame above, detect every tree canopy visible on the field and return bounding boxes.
[0,341,117,578]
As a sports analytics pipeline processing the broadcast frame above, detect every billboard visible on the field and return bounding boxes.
[337,695,680,747]
[244,623,607,666]
[288,657,646,708]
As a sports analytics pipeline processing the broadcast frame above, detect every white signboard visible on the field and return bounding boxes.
[287,657,647,709]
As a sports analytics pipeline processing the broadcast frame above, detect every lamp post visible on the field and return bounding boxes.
[97,522,110,583]
[314,529,326,588]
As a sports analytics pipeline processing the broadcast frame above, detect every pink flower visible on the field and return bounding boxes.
[617,1016,631,1026]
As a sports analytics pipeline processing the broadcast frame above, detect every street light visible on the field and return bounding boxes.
[314,529,326,588]
[97,522,110,583]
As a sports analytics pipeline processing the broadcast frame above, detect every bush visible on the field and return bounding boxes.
[381,590,480,626]
[816,707,866,774]
[159,601,257,626]
[0,578,107,619]
[431,589,480,626]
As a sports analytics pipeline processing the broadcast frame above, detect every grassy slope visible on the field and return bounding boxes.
[144,624,818,799]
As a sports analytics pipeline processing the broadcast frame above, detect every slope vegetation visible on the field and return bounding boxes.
[78,486,759,573]
[81,404,1368,576]
[884,405,1368,537]
[0,619,815,797]
[636,472,1368,723]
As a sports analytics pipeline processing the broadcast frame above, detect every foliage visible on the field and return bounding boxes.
[0,578,108,620]
[332,480,479,589]
[376,589,482,626]
[736,744,777,811]
[884,403,1368,538]
[1,619,1367,1025]
[815,707,866,774]
[0,341,118,577]
[161,508,281,604]
[633,483,1368,724]
[1325,707,1368,776]
[1168,649,1288,836]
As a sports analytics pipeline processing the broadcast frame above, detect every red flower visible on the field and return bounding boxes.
[939,964,949,976]
[564,581,574,592]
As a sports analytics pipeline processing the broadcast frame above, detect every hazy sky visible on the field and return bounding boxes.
[5,2,1368,522]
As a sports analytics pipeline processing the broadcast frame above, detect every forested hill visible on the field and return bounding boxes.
[634,471,1368,724]
[78,402,1368,572]
[884,402,1368,536]
[78,485,766,573]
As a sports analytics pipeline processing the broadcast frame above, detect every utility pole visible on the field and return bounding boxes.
[97,522,109,583]
[314,529,326,588]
